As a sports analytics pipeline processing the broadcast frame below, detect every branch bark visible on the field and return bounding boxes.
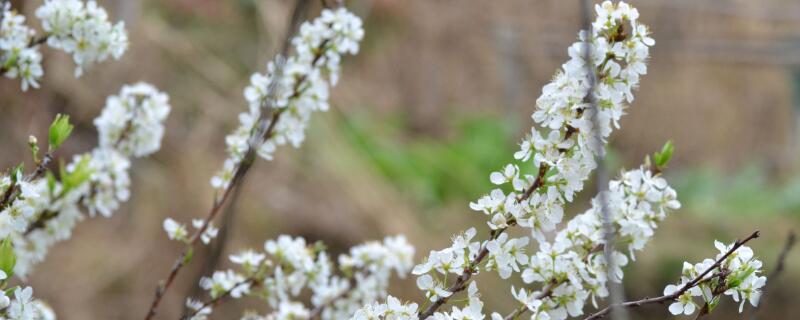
[142,1,335,318]
[583,231,761,320]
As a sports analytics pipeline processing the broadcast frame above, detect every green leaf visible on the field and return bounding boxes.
[654,140,675,168]
[48,114,74,152]
[10,163,24,182]
[59,157,93,194]
[3,286,17,297]
[28,135,40,163]
[46,171,57,194]
[708,296,720,312]
[183,247,194,265]
[0,238,17,278]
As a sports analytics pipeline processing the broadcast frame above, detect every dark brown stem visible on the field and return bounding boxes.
[419,71,598,319]
[503,281,558,320]
[146,178,244,320]
[181,276,260,320]
[144,2,326,318]
[28,34,50,47]
[583,231,761,320]
[748,231,795,319]
[1,153,54,210]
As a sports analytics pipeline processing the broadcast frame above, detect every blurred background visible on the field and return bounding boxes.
[1,0,799,319]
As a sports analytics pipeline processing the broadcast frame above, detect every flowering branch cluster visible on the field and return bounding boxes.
[0,239,55,319]
[346,2,765,320]
[148,5,365,319]
[0,1,776,320]
[184,235,414,320]
[210,7,363,191]
[584,231,763,320]
[4,83,170,279]
[661,233,765,317]
[0,0,127,90]
[0,82,169,319]
[395,1,657,318]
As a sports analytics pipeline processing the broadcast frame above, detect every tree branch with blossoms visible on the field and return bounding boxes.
[181,235,413,320]
[584,231,762,320]
[1,0,128,90]
[146,2,368,319]
[413,2,658,319]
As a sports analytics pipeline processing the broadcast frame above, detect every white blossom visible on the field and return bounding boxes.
[189,234,413,320]
[35,0,128,76]
[470,0,656,244]
[663,241,766,316]
[94,82,171,158]
[192,219,219,245]
[211,7,364,191]
[9,83,171,277]
[163,218,188,242]
[0,3,43,91]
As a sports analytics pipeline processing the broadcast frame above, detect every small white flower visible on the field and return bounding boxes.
[163,218,188,242]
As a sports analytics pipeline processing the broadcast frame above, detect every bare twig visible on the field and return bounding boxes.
[182,183,243,314]
[583,231,761,320]
[748,230,795,319]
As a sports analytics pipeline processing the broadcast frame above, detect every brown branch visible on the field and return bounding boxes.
[144,2,327,318]
[28,34,50,47]
[583,231,761,320]
[419,69,597,319]
[416,220,519,319]
[748,230,795,319]
[503,281,558,320]
[181,276,260,320]
[0,153,54,210]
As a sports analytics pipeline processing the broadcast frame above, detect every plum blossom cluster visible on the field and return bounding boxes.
[35,0,128,76]
[0,0,127,91]
[663,241,766,316]
[352,283,488,320]
[0,277,55,320]
[470,0,654,242]
[184,235,414,320]
[94,83,171,157]
[346,2,760,320]
[210,7,364,191]
[0,83,170,278]
[509,165,680,320]
[403,0,657,314]
[163,218,218,245]
[0,3,43,91]
[412,227,529,303]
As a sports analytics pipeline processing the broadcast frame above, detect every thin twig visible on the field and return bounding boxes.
[0,153,54,210]
[583,231,761,320]
[181,183,243,314]
[748,230,795,319]
[143,1,317,318]
[181,276,260,320]
[503,281,558,320]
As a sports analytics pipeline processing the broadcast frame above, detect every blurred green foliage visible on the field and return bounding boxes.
[339,112,518,206]
[340,112,800,220]
[672,164,800,217]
